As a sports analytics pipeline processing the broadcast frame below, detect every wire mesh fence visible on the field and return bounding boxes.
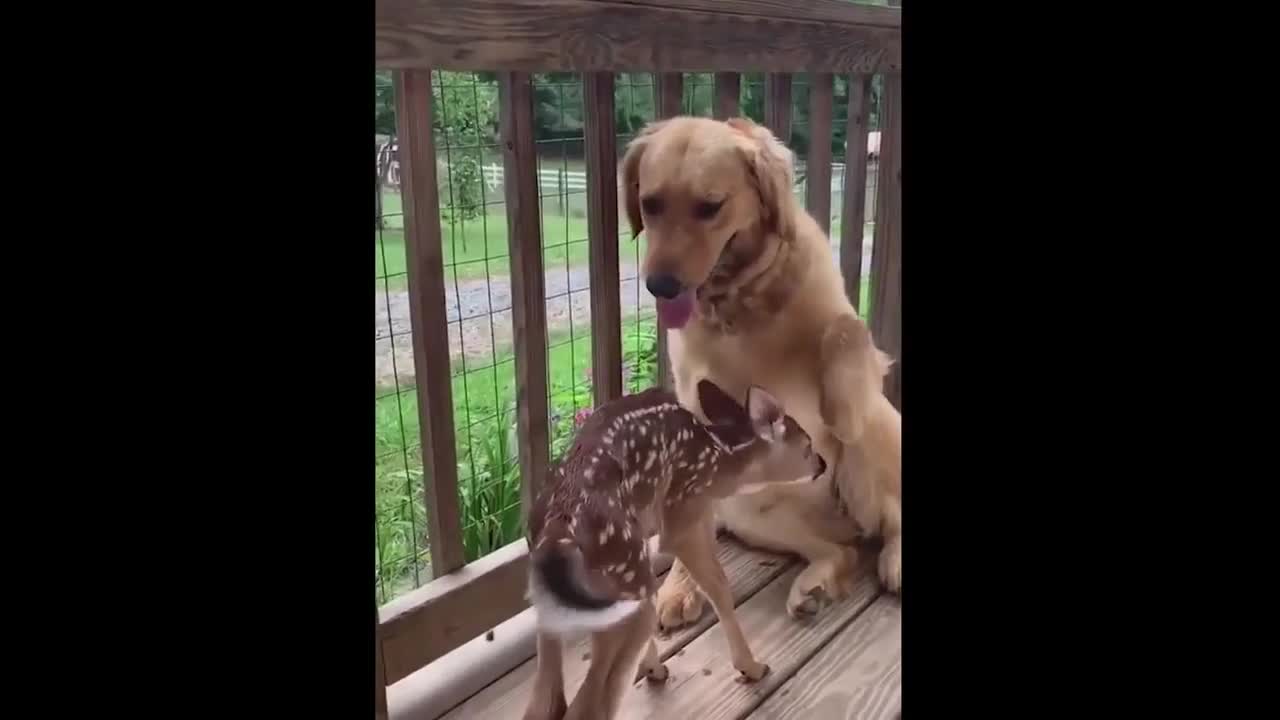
[374,70,881,605]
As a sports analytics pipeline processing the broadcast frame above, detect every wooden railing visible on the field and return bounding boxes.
[375,0,901,712]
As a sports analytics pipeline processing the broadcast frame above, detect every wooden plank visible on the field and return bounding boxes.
[840,74,873,312]
[442,540,794,719]
[617,564,881,720]
[376,603,390,720]
[652,72,684,391]
[584,72,624,406]
[377,0,901,74]
[714,72,741,120]
[804,73,834,234]
[607,0,901,28]
[379,540,531,685]
[869,74,901,409]
[749,595,901,720]
[394,69,466,576]
[763,74,792,146]
[497,72,553,503]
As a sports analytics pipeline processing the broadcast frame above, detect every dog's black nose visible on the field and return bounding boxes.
[815,454,828,478]
[646,273,682,300]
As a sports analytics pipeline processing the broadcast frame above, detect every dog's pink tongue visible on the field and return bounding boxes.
[656,290,695,329]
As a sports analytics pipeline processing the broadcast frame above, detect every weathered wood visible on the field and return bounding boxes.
[608,0,901,27]
[652,72,684,391]
[714,72,740,120]
[441,541,793,719]
[870,73,901,409]
[376,603,389,720]
[617,563,881,719]
[584,72,624,406]
[377,0,901,73]
[805,72,834,234]
[379,540,531,685]
[763,73,793,145]
[394,69,466,576]
[498,72,553,506]
[752,595,902,720]
[841,74,873,312]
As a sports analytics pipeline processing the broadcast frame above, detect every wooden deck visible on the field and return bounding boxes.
[438,539,901,720]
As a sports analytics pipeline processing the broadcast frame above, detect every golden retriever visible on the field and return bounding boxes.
[621,115,902,624]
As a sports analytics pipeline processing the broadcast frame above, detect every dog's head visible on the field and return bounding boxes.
[621,116,796,329]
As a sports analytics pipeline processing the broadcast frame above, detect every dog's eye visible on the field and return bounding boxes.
[641,196,663,215]
[693,199,724,220]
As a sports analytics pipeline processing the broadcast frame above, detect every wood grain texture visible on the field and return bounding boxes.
[805,73,834,234]
[377,1,901,73]
[763,74,793,147]
[394,69,467,576]
[616,564,882,720]
[840,74,873,312]
[749,596,901,720]
[379,540,530,685]
[869,74,901,409]
[441,540,794,719]
[498,72,553,503]
[652,72,683,391]
[584,72,624,406]
[606,0,901,27]
[715,73,741,120]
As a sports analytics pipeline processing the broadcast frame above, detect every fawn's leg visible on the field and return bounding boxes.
[602,603,657,716]
[565,606,646,720]
[670,516,770,681]
[523,632,568,720]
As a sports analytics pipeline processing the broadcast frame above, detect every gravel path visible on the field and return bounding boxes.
[374,244,872,390]
[376,260,653,388]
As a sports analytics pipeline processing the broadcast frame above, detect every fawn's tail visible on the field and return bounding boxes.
[528,528,641,634]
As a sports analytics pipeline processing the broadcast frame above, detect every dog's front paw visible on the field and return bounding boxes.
[786,548,859,618]
[734,660,771,683]
[656,576,705,632]
[878,539,901,593]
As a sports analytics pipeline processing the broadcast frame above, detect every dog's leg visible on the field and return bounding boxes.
[523,632,568,720]
[654,556,706,632]
[878,494,901,593]
[671,517,770,681]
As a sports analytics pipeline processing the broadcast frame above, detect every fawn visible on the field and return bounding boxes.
[522,379,825,720]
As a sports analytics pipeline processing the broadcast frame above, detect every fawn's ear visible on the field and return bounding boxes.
[697,379,749,426]
[746,386,786,441]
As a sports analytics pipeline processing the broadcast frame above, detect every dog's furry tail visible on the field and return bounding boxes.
[528,529,641,634]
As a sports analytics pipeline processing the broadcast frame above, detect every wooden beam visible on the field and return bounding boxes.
[805,72,834,234]
[497,72,553,511]
[841,74,873,312]
[714,72,740,119]
[652,72,683,391]
[377,0,901,73]
[375,602,389,720]
[378,541,531,685]
[584,72,623,405]
[870,73,901,409]
[605,0,902,27]
[763,73,792,145]
[393,69,466,576]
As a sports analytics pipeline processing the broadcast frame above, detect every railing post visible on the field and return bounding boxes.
[841,74,873,312]
[714,72,741,119]
[805,72,834,235]
[764,73,793,145]
[498,72,552,510]
[584,72,624,405]
[870,73,901,409]
[652,72,684,391]
[375,603,389,720]
[394,69,466,576]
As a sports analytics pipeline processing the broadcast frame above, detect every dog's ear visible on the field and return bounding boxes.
[728,117,796,239]
[746,385,786,441]
[619,119,669,238]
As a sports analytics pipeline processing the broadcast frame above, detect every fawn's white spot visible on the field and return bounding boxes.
[558,538,573,545]
[598,530,608,546]
[644,452,657,471]
[622,570,636,583]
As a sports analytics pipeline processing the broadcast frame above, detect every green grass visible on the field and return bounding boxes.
[374,318,658,603]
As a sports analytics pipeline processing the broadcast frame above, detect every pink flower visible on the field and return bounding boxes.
[573,407,593,428]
